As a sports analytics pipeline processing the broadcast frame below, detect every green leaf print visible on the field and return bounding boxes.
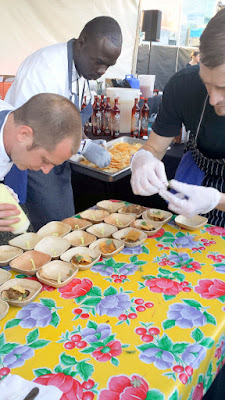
[4,319,21,329]
[26,329,39,344]
[34,368,52,377]
[76,360,94,381]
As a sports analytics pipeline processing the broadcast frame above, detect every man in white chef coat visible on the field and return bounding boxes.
[5,16,122,230]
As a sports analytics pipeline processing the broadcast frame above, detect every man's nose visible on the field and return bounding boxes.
[41,165,54,174]
[209,87,224,106]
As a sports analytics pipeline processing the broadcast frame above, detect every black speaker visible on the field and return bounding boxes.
[142,10,162,42]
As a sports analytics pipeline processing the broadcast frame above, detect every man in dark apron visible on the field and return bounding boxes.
[131,9,225,228]
[5,16,122,230]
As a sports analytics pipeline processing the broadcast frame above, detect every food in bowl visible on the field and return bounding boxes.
[123,230,141,243]
[2,285,30,301]
[120,204,145,214]
[99,239,116,254]
[149,210,166,221]
[71,254,93,266]
[139,221,155,231]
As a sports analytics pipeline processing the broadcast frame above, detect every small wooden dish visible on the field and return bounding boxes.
[34,236,71,259]
[63,230,96,247]
[61,217,92,231]
[9,232,42,251]
[9,250,51,276]
[175,215,208,231]
[86,223,118,238]
[131,219,162,236]
[118,204,146,218]
[37,221,71,238]
[89,238,124,258]
[104,213,136,229]
[0,278,42,307]
[60,247,101,271]
[142,209,172,225]
[36,260,78,288]
[0,269,12,286]
[0,245,23,267]
[0,299,9,320]
[96,200,124,213]
[112,227,147,247]
[79,209,110,223]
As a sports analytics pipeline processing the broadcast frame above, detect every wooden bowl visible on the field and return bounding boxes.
[175,215,208,231]
[8,232,42,251]
[0,269,12,285]
[36,260,78,288]
[0,245,23,267]
[86,223,118,238]
[60,247,101,271]
[79,209,110,223]
[61,217,92,231]
[104,213,136,229]
[96,200,125,213]
[9,250,51,276]
[37,221,71,238]
[0,299,9,320]
[142,209,172,225]
[0,278,42,307]
[112,227,147,247]
[118,204,146,218]
[34,236,71,259]
[89,238,124,258]
[131,219,162,236]
[63,230,96,247]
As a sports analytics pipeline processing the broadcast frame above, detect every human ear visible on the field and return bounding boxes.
[16,125,34,146]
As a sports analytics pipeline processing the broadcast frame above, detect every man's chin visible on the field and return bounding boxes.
[214,106,225,116]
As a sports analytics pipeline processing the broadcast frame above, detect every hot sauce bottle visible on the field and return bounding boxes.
[91,95,101,135]
[103,96,112,136]
[140,98,149,138]
[112,98,120,138]
[131,98,140,138]
[81,95,89,134]
[99,94,105,133]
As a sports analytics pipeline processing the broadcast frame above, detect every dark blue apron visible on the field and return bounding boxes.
[0,109,14,181]
[24,39,93,230]
[174,95,225,227]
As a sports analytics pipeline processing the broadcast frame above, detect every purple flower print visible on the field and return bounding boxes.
[182,344,206,368]
[16,303,52,328]
[167,252,190,264]
[91,264,114,276]
[167,304,207,328]
[174,235,197,249]
[96,293,131,317]
[119,264,139,276]
[121,245,143,255]
[139,347,174,370]
[3,345,34,368]
[91,263,139,277]
[81,324,111,343]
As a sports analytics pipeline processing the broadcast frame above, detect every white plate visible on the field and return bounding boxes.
[175,215,208,231]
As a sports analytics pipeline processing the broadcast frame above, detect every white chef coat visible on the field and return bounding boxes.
[0,100,14,181]
[5,42,90,109]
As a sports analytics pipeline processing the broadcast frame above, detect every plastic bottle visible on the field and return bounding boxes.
[0,184,30,234]
[131,98,140,138]
[112,98,120,138]
[99,94,105,133]
[140,98,149,138]
[91,96,101,135]
[81,96,89,135]
[103,97,112,136]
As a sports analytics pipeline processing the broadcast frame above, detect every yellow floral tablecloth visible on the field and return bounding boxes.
[1,214,225,400]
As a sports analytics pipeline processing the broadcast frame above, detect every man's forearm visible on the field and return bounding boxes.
[141,130,174,160]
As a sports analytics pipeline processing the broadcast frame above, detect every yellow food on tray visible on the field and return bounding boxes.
[80,142,142,172]
[71,254,93,266]
[123,230,141,243]
[149,210,166,221]
[99,239,116,254]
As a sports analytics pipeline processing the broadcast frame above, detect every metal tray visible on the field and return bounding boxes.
[69,136,144,182]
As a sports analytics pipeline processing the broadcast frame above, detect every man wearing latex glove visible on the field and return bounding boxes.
[159,180,222,218]
[5,16,122,229]
[131,148,168,196]
[131,9,225,227]
[79,139,111,168]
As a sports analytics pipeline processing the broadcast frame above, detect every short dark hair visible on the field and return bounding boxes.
[13,93,82,153]
[80,16,122,48]
[200,8,225,67]
[191,50,199,58]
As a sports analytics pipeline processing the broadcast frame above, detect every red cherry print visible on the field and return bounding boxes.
[182,287,191,292]
[145,302,154,308]
[204,242,211,246]
[82,391,95,400]
[209,241,216,244]
[114,278,123,283]
[199,247,205,250]
[73,308,82,315]
[135,327,147,335]
[134,298,145,305]
[71,334,82,342]
[136,305,146,312]
[185,365,193,376]
[80,313,90,319]
[192,247,198,251]
[164,247,170,250]
[0,367,10,376]
[141,334,154,342]
[173,365,184,373]
[159,262,167,266]
[179,373,188,384]
[64,341,75,350]
[82,379,95,390]
[181,281,189,286]
[128,313,137,319]
[76,340,87,349]
[111,274,119,279]
[167,261,175,266]
[118,314,127,320]
[120,275,127,280]
[157,244,164,247]
[148,327,160,335]
[207,255,214,259]
[201,239,208,243]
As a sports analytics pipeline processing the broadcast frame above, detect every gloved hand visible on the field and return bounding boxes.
[5,185,20,203]
[81,139,111,168]
[130,149,168,196]
[159,179,222,217]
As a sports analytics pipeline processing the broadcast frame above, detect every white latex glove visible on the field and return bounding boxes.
[5,185,19,203]
[159,179,222,217]
[130,149,168,196]
[81,139,111,168]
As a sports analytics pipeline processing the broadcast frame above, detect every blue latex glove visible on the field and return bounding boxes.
[81,139,111,168]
